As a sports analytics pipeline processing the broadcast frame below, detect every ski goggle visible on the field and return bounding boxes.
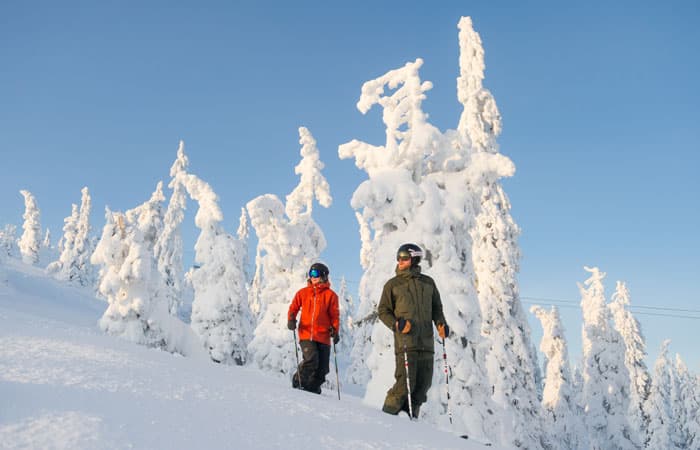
[309,268,321,278]
[397,252,412,262]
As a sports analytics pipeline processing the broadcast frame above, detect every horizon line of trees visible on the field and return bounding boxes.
[1,16,698,450]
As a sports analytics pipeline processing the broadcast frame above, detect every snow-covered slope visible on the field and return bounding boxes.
[0,260,494,449]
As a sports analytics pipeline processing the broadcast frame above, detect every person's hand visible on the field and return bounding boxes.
[396,318,411,334]
[437,322,450,339]
[330,326,340,345]
[287,319,297,330]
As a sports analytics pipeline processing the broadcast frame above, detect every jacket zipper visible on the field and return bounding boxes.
[311,285,317,342]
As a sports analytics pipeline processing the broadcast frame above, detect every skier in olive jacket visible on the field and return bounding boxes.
[287,262,340,394]
[378,243,449,418]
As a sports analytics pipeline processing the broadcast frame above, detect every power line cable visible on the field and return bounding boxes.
[520,300,700,320]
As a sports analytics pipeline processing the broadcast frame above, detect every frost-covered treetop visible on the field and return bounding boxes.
[339,58,438,178]
[182,173,223,228]
[236,207,249,241]
[457,16,501,152]
[580,265,607,323]
[285,127,332,221]
[170,140,189,178]
[611,280,631,305]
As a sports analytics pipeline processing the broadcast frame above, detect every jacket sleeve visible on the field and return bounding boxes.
[377,281,397,331]
[431,280,447,327]
[288,290,302,321]
[330,291,340,332]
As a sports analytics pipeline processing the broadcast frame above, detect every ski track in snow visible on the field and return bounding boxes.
[0,263,489,449]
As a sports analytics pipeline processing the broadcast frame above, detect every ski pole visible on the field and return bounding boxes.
[332,338,340,400]
[293,329,302,389]
[442,337,453,425]
[403,340,414,420]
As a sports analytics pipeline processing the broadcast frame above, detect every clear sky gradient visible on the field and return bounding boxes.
[2,1,698,371]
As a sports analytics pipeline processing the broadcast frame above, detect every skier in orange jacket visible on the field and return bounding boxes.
[287,262,340,394]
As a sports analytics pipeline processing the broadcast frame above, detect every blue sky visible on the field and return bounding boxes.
[1,1,698,371]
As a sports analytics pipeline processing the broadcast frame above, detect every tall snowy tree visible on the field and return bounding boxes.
[338,56,440,392]
[336,276,356,357]
[609,281,650,446]
[47,204,79,278]
[18,190,41,265]
[92,184,193,354]
[451,16,546,448]
[0,224,18,258]
[531,306,585,450]
[247,127,331,376]
[48,188,95,287]
[645,340,680,449]
[339,18,520,443]
[674,355,699,449]
[179,150,253,365]
[92,183,201,358]
[154,141,189,318]
[73,187,95,286]
[579,267,637,450]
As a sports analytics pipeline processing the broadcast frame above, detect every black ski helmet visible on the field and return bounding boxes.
[308,262,329,281]
[396,243,423,266]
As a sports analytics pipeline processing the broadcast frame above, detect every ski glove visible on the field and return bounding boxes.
[287,319,297,330]
[329,326,340,345]
[396,318,412,334]
[437,323,450,339]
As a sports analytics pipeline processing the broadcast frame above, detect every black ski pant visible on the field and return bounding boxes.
[382,350,434,418]
[292,340,330,394]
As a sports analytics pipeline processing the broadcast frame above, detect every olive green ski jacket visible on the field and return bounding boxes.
[377,265,446,354]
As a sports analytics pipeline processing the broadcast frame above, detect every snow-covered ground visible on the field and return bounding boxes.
[0,260,495,449]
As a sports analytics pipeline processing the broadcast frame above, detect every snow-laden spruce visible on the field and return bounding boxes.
[609,281,651,444]
[47,187,95,287]
[457,16,545,449]
[531,306,586,450]
[247,127,331,377]
[91,183,202,357]
[338,56,439,392]
[172,143,253,365]
[18,190,41,265]
[0,224,18,259]
[154,141,189,319]
[579,267,637,450]
[674,354,700,449]
[339,17,540,446]
[645,340,679,449]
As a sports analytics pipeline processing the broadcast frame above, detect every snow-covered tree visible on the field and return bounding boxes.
[92,183,201,357]
[338,56,439,390]
[339,18,520,444]
[248,245,263,319]
[247,127,331,376]
[0,224,18,258]
[73,187,95,286]
[609,281,650,446]
[42,228,51,248]
[452,16,546,448]
[674,355,699,449]
[48,187,95,286]
[18,190,41,265]
[179,150,253,365]
[336,276,356,357]
[645,340,680,449]
[531,306,585,450]
[154,141,189,318]
[92,186,165,346]
[47,204,79,278]
[579,267,636,450]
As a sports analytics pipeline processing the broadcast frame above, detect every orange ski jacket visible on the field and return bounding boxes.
[288,281,340,345]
